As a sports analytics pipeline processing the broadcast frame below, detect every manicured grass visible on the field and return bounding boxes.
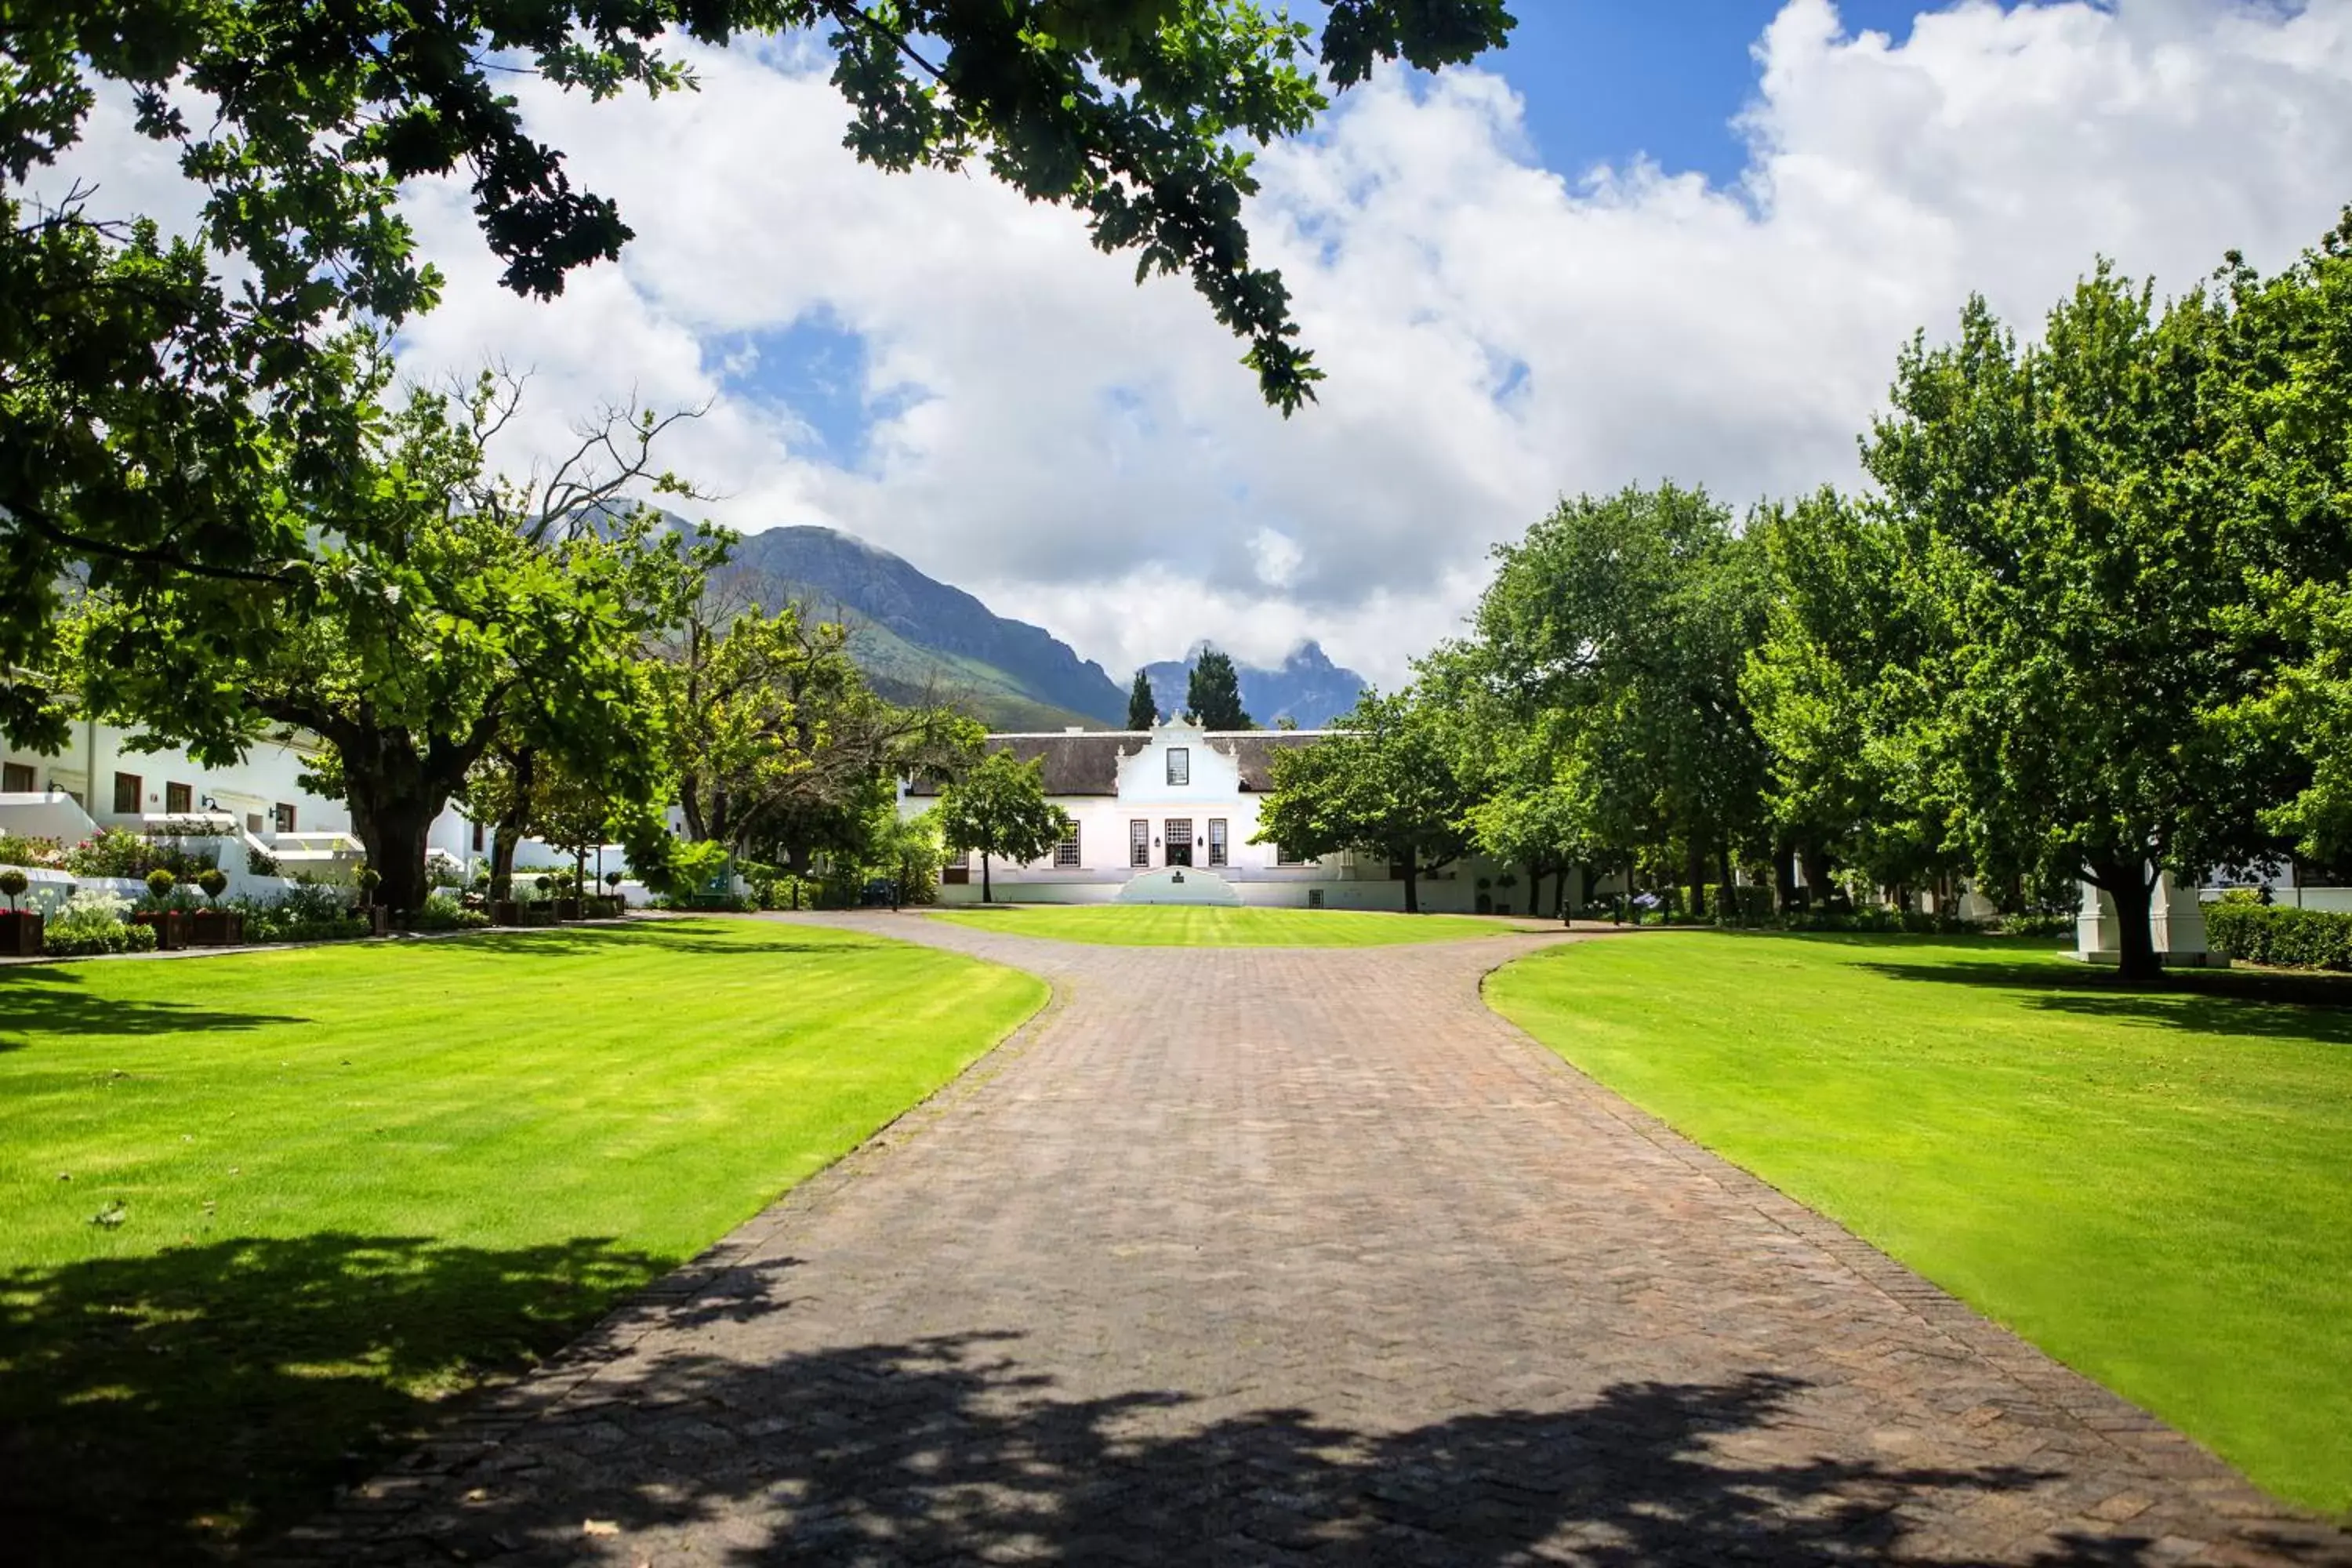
[0,919,1045,1563]
[930,903,1525,946]
[1486,932,2352,1513]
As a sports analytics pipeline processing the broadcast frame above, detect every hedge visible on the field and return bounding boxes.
[2205,902,2352,971]
[42,921,162,959]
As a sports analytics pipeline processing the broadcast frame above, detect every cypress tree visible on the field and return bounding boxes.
[1127,668,1160,729]
[1186,648,1252,730]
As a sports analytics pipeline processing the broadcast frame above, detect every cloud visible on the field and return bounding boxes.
[50,4,2352,685]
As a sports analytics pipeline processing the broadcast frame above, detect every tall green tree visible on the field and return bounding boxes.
[1465,484,1769,917]
[2197,220,2352,876]
[934,751,1072,905]
[3,1,1516,742]
[1740,489,1955,907]
[1185,648,1252,730]
[1251,688,1469,913]
[1127,668,1160,730]
[72,368,717,912]
[1864,272,2294,981]
[657,598,978,875]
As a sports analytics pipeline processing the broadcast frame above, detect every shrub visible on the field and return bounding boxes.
[0,868,25,909]
[227,885,370,945]
[2001,910,2075,938]
[246,845,281,877]
[2205,902,2352,971]
[196,868,230,902]
[414,890,491,931]
[65,826,216,880]
[42,887,159,956]
[143,869,176,906]
[0,833,65,869]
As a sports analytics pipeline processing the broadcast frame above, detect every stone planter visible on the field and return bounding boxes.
[520,904,557,927]
[0,909,42,956]
[132,909,193,950]
[553,897,583,922]
[489,899,521,927]
[189,909,245,947]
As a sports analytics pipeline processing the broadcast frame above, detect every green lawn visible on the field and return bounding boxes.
[1486,932,2352,1514]
[930,903,1527,946]
[0,919,1045,1563]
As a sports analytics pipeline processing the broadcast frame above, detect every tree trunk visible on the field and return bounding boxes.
[1685,841,1708,921]
[980,852,993,904]
[491,746,534,898]
[355,797,436,916]
[2093,862,2161,985]
[1799,843,1833,910]
[1774,840,1799,913]
[1402,847,1420,915]
[1717,841,1737,925]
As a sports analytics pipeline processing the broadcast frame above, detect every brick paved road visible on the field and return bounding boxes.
[283,916,2347,1566]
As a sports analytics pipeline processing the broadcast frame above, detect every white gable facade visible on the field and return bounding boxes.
[902,719,1543,915]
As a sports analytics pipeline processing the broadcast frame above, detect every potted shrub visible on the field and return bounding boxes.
[0,868,42,956]
[553,875,583,922]
[488,875,520,927]
[522,875,557,927]
[132,869,192,949]
[601,869,625,917]
[191,867,243,946]
[352,866,389,937]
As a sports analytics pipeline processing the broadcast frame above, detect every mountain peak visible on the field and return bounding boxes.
[1142,641,1367,728]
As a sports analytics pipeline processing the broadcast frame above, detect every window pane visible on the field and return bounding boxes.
[113,772,141,815]
[1055,826,1081,868]
[165,782,192,814]
[1129,819,1150,867]
[1208,818,1228,866]
[2,761,34,793]
[1166,747,1189,786]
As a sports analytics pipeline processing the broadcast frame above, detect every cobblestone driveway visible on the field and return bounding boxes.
[283,916,2347,1566]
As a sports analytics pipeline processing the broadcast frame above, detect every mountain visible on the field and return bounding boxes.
[1142,641,1368,730]
[714,527,1130,730]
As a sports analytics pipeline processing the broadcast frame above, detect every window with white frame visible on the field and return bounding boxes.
[1207,818,1228,866]
[1054,824,1081,867]
[1129,818,1150,867]
[1165,747,1189,786]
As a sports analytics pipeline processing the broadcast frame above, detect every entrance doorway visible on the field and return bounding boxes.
[1164,818,1194,867]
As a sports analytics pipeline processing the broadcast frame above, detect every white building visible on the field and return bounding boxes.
[902,720,1555,914]
[1,716,485,877]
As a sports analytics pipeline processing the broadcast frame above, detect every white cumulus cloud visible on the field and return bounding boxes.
[48,3,2352,685]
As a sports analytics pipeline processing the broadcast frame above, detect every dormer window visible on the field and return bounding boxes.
[1166,747,1189,786]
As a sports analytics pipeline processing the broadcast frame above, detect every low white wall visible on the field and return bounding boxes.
[0,791,99,842]
[2275,887,2352,914]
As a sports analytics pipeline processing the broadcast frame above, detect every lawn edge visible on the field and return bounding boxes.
[254,931,1059,1566]
[1472,939,2343,1530]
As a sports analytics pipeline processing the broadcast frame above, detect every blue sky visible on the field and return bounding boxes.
[1487,1,1936,183]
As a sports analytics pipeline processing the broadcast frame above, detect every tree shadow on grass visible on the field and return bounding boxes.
[0,1232,670,1566]
[461,925,874,960]
[322,1332,2343,1567]
[1854,956,2352,1044]
[0,967,310,1044]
